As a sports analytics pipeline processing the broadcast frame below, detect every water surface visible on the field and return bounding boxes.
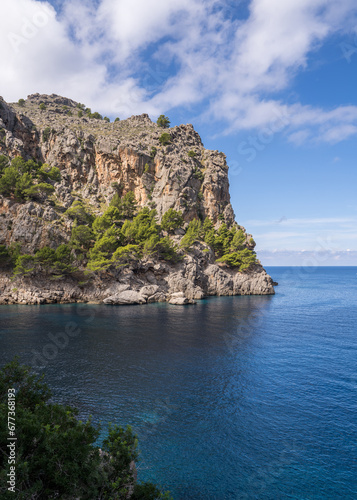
[0,267,356,499]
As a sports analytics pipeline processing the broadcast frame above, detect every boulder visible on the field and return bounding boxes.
[168,292,196,305]
[103,290,147,305]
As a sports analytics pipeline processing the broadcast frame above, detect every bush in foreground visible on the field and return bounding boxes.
[0,359,172,499]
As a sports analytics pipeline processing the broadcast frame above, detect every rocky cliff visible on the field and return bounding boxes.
[0,93,274,305]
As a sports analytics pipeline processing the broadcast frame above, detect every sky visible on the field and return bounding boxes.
[1,0,357,265]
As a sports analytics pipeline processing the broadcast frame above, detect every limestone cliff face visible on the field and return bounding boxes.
[0,93,274,304]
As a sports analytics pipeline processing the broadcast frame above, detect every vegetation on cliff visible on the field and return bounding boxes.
[0,162,257,277]
[0,359,172,499]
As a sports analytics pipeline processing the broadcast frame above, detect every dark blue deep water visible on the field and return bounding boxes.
[0,267,356,499]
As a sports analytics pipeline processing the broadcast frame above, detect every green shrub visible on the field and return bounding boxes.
[0,155,9,174]
[122,208,158,244]
[144,163,149,173]
[114,117,120,122]
[77,110,83,118]
[89,225,123,260]
[0,245,11,267]
[188,150,196,158]
[110,191,137,219]
[42,127,51,142]
[156,115,170,128]
[112,244,140,266]
[104,116,110,122]
[24,183,54,201]
[180,219,202,250]
[39,103,46,111]
[92,206,121,235]
[35,246,56,271]
[159,133,171,146]
[38,165,61,182]
[230,229,246,252]
[0,359,170,499]
[65,201,93,225]
[18,98,25,107]
[69,225,94,251]
[150,147,157,159]
[161,208,184,233]
[13,255,35,276]
[0,166,20,197]
[216,248,257,270]
[193,167,204,181]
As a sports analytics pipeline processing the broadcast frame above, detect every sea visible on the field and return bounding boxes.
[0,266,356,499]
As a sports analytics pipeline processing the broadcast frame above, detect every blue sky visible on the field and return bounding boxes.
[1,0,357,265]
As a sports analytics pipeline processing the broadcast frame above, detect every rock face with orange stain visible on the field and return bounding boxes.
[0,94,274,304]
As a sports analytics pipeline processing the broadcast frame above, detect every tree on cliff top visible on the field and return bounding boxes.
[156,115,170,128]
[0,359,172,499]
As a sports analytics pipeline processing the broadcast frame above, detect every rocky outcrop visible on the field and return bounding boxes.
[0,94,275,304]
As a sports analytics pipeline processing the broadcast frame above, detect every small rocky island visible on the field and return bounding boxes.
[0,94,274,305]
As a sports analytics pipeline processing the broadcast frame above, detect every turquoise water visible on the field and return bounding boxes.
[0,267,356,499]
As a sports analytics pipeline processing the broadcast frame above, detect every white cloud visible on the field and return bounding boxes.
[1,0,357,141]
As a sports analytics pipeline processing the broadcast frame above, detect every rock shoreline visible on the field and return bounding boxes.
[0,258,275,306]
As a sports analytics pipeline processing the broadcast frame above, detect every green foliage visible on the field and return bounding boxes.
[230,229,246,252]
[77,102,85,110]
[150,147,157,159]
[132,482,173,499]
[53,244,77,275]
[213,223,231,255]
[92,206,121,235]
[0,155,9,174]
[156,115,170,128]
[159,133,171,146]
[188,150,196,158]
[18,98,25,107]
[193,167,204,181]
[35,246,56,268]
[89,225,123,260]
[42,127,51,142]
[91,111,103,120]
[144,163,150,173]
[114,117,120,122]
[77,110,83,118]
[65,201,94,225]
[180,219,202,250]
[122,208,159,244]
[0,245,11,267]
[112,244,140,266]
[39,103,46,111]
[217,248,257,270]
[161,208,184,233]
[110,191,137,219]
[0,359,167,499]
[0,157,56,202]
[104,116,110,122]
[38,164,61,182]
[249,237,256,247]
[70,225,94,251]
[13,255,35,276]
[24,182,54,201]
[0,166,20,197]
[12,245,76,277]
